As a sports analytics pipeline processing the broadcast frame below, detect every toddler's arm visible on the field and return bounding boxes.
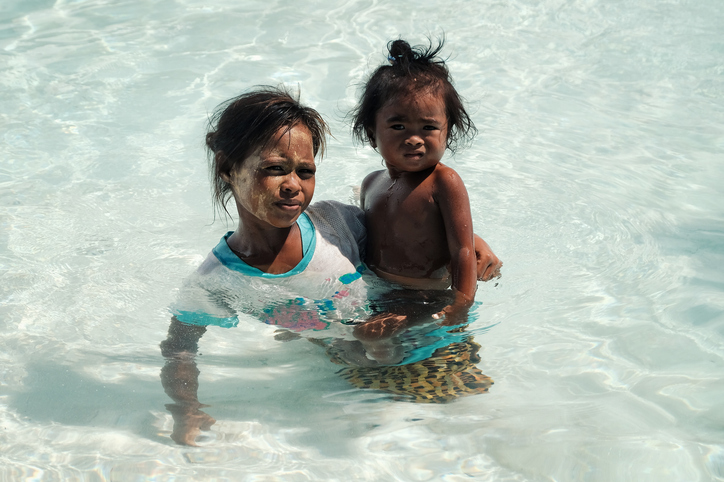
[435,167,478,319]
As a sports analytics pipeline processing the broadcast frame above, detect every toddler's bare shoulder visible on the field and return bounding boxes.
[433,163,466,187]
[361,169,385,188]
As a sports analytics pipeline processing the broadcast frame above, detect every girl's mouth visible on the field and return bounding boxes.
[276,201,302,211]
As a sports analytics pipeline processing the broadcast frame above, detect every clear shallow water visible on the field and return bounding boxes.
[1,0,723,480]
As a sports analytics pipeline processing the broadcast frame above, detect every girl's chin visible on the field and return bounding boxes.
[267,212,303,228]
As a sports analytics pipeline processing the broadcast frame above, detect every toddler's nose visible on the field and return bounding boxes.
[405,135,423,146]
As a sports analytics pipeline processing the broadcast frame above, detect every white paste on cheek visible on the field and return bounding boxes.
[232,168,267,218]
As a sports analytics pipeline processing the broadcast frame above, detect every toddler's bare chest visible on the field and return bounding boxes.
[367,187,444,231]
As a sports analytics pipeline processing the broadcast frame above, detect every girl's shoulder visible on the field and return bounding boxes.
[307,200,364,224]
[197,248,223,275]
[306,200,366,254]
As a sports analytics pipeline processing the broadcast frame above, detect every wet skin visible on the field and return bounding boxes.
[361,91,478,306]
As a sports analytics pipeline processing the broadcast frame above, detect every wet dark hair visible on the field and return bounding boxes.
[206,86,329,218]
[351,38,476,153]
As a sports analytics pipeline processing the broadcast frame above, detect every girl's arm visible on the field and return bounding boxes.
[160,317,215,446]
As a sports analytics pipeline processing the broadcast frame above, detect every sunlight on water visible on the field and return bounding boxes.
[1,0,723,480]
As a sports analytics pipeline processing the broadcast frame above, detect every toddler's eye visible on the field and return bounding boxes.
[423,125,439,130]
[391,124,405,130]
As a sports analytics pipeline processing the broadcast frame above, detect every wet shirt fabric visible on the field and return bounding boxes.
[172,200,370,332]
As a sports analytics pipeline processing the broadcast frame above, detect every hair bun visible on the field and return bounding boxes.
[388,39,414,64]
[387,37,446,71]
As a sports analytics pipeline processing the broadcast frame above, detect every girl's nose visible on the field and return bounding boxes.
[281,174,300,193]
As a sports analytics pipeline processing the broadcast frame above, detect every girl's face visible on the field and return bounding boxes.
[223,124,316,230]
[368,91,448,174]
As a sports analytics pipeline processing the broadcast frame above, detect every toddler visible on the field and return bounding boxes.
[352,38,486,320]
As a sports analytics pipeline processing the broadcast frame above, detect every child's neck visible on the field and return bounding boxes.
[385,163,438,180]
[227,220,302,274]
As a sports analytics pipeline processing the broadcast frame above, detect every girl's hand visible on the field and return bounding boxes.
[166,404,216,446]
[353,312,408,341]
[353,313,408,365]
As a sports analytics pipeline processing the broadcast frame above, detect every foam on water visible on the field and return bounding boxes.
[1,0,723,480]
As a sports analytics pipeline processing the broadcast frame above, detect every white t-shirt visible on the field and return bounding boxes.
[172,200,371,332]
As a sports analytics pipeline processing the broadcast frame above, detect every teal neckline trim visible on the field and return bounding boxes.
[212,212,316,278]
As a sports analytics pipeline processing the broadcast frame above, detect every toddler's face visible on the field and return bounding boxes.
[368,92,448,174]
[224,124,316,229]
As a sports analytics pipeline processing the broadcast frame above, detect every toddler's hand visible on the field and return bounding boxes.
[474,234,502,281]
[433,288,474,326]
[432,303,470,326]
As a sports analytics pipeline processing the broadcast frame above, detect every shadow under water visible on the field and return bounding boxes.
[327,332,493,403]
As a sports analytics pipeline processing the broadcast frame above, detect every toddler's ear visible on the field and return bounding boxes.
[366,128,377,148]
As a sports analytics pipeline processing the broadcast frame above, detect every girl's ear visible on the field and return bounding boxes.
[366,128,377,149]
[216,152,233,183]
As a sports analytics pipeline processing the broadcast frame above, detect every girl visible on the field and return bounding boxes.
[162,88,372,445]
[352,38,493,321]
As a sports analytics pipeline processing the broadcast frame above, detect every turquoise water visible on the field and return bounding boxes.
[2,0,723,480]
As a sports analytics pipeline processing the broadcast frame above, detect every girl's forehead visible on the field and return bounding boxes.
[262,124,315,155]
[260,123,311,147]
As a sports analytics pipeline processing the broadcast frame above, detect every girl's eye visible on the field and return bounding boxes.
[391,124,405,130]
[423,125,439,130]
